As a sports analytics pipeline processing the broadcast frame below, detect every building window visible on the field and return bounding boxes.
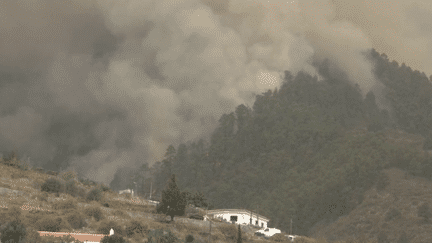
[230,216,238,222]
[250,218,252,224]
[261,222,264,228]
[255,220,258,225]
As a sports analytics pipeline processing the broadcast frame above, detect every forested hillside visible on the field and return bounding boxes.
[137,48,432,236]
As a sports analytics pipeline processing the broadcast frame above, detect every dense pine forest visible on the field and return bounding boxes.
[134,48,432,236]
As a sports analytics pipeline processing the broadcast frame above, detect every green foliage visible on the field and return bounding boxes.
[157,174,187,221]
[65,210,87,229]
[24,227,43,243]
[269,233,288,242]
[39,192,49,202]
[146,229,179,243]
[101,234,128,243]
[84,206,105,222]
[385,208,402,221]
[64,180,79,197]
[185,234,194,243]
[86,187,103,202]
[188,191,209,208]
[146,52,432,235]
[125,220,148,237]
[7,206,23,224]
[36,217,62,232]
[80,178,97,187]
[417,203,431,222]
[52,199,77,210]
[99,184,112,192]
[41,178,63,195]
[113,209,131,219]
[0,220,27,243]
[217,224,237,242]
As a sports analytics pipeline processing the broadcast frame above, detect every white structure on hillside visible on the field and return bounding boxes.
[110,228,114,236]
[206,209,269,228]
[119,189,134,198]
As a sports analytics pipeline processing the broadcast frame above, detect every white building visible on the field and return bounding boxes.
[119,189,134,198]
[206,209,269,228]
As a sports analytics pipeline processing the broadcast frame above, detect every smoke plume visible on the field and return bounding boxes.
[0,0,431,189]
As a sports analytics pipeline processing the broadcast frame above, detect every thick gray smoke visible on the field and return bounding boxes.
[0,0,431,189]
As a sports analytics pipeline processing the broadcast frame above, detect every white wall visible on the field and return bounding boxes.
[211,212,268,228]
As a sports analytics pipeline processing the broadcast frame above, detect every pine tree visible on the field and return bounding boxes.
[157,174,187,222]
[237,225,243,243]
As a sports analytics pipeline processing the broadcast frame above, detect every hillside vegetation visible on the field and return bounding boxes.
[0,159,382,243]
[138,49,432,242]
[3,48,432,243]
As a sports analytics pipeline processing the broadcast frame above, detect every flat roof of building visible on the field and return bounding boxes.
[206,209,269,222]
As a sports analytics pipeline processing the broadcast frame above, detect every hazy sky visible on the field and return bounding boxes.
[0,0,430,187]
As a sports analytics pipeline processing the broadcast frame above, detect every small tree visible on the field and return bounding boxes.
[418,203,432,223]
[0,220,27,243]
[190,191,209,208]
[157,174,188,222]
[237,225,243,243]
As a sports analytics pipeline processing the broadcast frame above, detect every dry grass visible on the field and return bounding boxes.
[0,161,414,243]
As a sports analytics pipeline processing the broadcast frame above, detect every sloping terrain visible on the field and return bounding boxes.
[310,167,432,243]
[0,162,277,243]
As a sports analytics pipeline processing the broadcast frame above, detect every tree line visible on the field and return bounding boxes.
[130,48,432,235]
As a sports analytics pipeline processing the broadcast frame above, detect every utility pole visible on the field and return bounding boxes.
[290,218,292,235]
[207,206,212,243]
[256,204,259,227]
[149,181,153,200]
[133,182,137,199]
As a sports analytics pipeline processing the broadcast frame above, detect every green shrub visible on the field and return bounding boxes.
[385,208,402,221]
[41,178,63,195]
[269,233,288,242]
[36,217,62,232]
[8,205,23,223]
[113,209,131,219]
[65,210,87,229]
[61,171,78,182]
[101,234,128,243]
[125,220,148,237]
[24,227,43,243]
[146,229,179,243]
[0,220,27,243]
[97,220,126,237]
[99,184,112,193]
[52,199,77,210]
[217,224,237,242]
[87,187,103,202]
[65,180,79,197]
[39,192,49,202]
[84,206,105,222]
[80,178,97,187]
[185,234,194,242]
